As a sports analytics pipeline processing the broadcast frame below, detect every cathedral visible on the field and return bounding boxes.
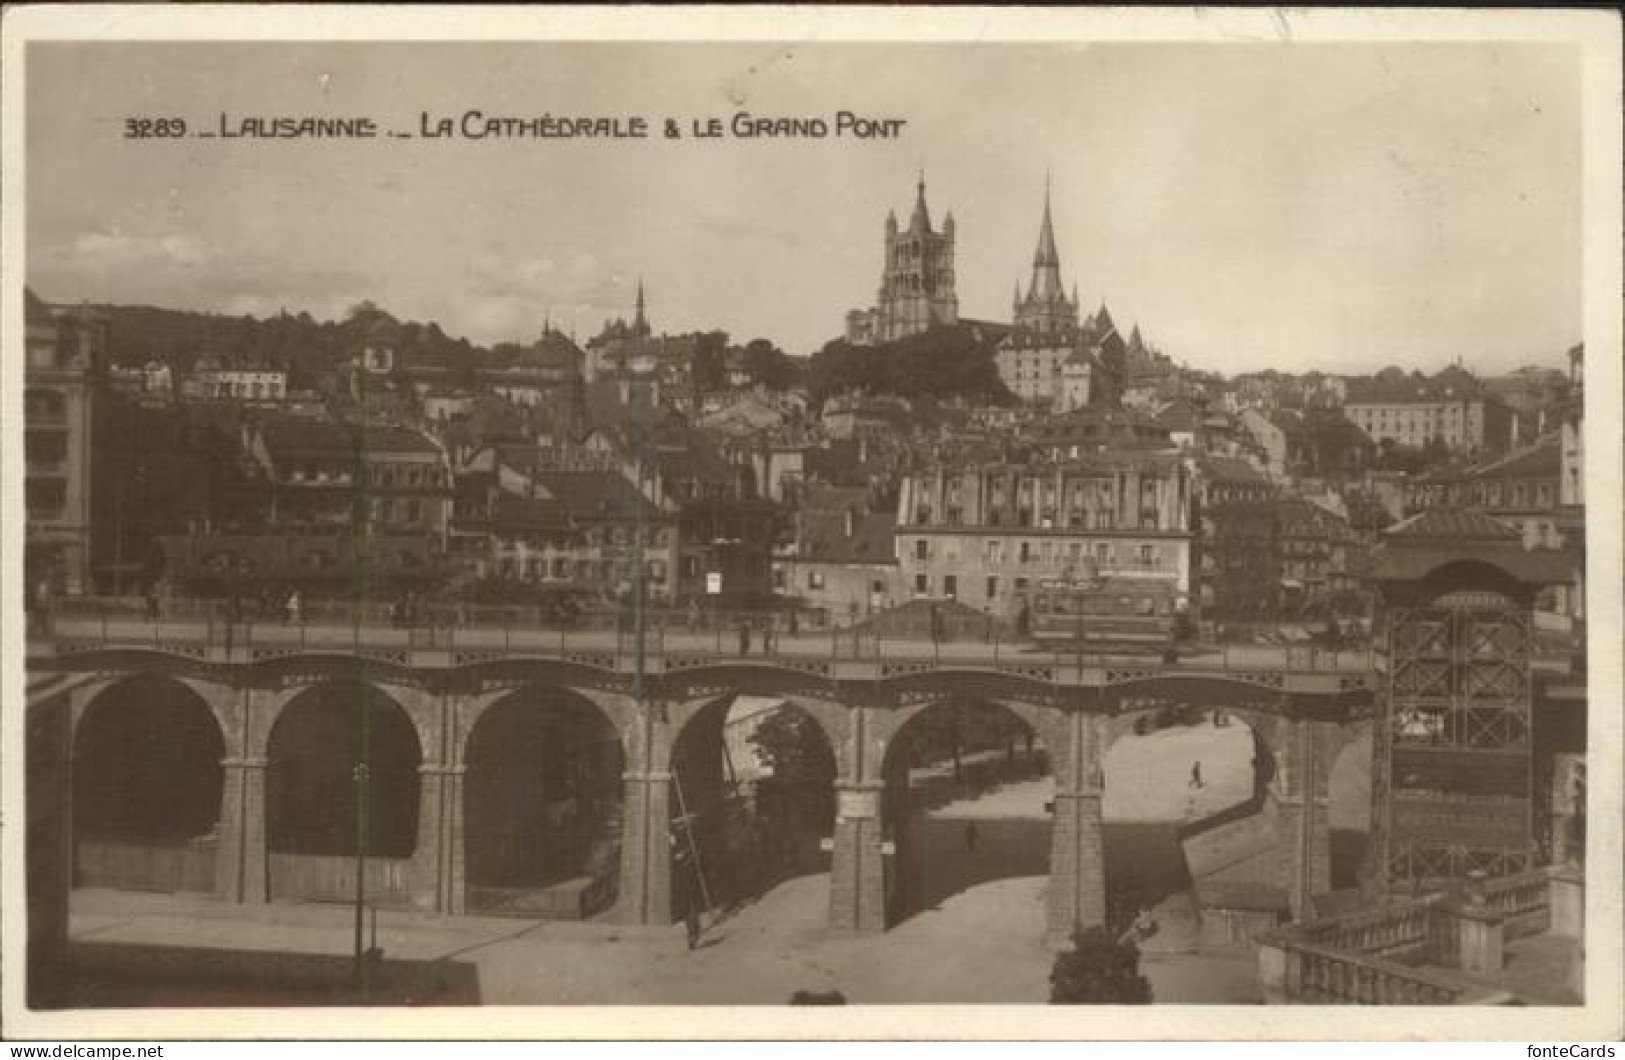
[844,175,960,345]
[995,181,1123,411]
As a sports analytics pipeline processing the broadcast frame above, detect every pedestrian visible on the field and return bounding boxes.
[787,609,799,636]
[964,821,979,855]
[763,623,775,655]
[145,584,161,621]
[285,589,302,625]
[1190,760,1203,789]
[738,622,751,656]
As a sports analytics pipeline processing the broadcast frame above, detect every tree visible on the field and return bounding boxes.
[1049,926,1153,1004]
[743,338,793,390]
[690,330,728,395]
[748,706,836,786]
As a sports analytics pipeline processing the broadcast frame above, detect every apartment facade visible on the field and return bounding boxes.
[892,454,1196,621]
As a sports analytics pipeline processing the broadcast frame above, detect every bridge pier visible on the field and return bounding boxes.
[618,769,674,925]
[829,782,887,932]
[1047,710,1106,947]
[1276,718,1332,921]
[412,762,465,913]
[215,756,268,904]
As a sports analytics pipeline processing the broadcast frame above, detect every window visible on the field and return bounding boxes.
[986,576,999,599]
[914,574,929,596]
[1095,543,1110,565]
[944,575,958,600]
[1019,541,1032,563]
[915,539,929,560]
[808,571,825,591]
[1139,544,1157,567]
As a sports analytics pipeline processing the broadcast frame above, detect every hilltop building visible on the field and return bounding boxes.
[845,175,959,345]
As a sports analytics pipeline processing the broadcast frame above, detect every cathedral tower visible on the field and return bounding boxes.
[1012,176,1079,337]
[846,174,959,344]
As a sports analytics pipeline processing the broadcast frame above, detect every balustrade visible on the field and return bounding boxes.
[1262,867,1576,1004]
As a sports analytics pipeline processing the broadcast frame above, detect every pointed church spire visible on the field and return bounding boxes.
[1034,180,1059,268]
[633,276,648,335]
[909,170,932,233]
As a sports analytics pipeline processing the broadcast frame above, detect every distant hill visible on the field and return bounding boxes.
[90,302,482,392]
[808,322,1012,406]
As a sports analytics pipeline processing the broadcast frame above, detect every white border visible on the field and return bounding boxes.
[2,4,1620,1042]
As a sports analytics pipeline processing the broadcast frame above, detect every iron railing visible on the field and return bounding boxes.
[32,595,1381,673]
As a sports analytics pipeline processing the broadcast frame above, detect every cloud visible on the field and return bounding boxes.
[68,230,208,272]
[30,227,371,325]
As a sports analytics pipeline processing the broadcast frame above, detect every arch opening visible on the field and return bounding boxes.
[1103,707,1277,953]
[670,696,838,922]
[73,676,224,894]
[880,698,1052,928]
[463,688,624,919]
[265,682,422,906]
[1328,730,1372,891]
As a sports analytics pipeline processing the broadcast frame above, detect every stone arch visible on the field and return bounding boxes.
[664,692,845,916]
[876,695,1058,927]
[666,690,850,778]
[460,683,626,917]
[69,672,238,751]
[263,680,424,905]
[71,673,227,894]
[873,694,1066,778]
[455,682,638,770]
[253,677,437,764]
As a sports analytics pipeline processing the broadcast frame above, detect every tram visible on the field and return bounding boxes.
[1027,573,1183,653]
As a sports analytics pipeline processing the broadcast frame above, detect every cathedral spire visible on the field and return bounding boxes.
[909,170,932,233]
[633,276,648,334]
[1034,179,1059,268]
[1011,176,1078,336]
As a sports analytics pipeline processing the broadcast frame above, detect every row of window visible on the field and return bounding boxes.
[492,527,674,551]
[496,557,668,582]
[284,462,449,488]
[910,537,1166,567]
[915,507,1167,530]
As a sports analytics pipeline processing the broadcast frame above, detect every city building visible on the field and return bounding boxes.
[1193,456,1279,619]
[892,453,1196,621]
[990,190,1135,413]
[773,485,900,620]
[844,175,959,345]
[187,354,288,402]
[473,325,586,438]
[584,278,654,383]
[238,415,453,540]
[24,290,110,596]
[453,444,681,607]
[1403,439,1566,550]
[1345,373,1514,455]
[1275,497,1363,616]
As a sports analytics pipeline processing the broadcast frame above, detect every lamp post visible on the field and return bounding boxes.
[351,758,371,998]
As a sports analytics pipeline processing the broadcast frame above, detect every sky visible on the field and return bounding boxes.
[26,41,1581,375]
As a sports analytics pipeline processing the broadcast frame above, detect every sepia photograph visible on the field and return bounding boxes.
[3,5,1620,1042]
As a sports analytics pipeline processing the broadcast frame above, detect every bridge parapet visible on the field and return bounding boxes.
[31,612,1379,698]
